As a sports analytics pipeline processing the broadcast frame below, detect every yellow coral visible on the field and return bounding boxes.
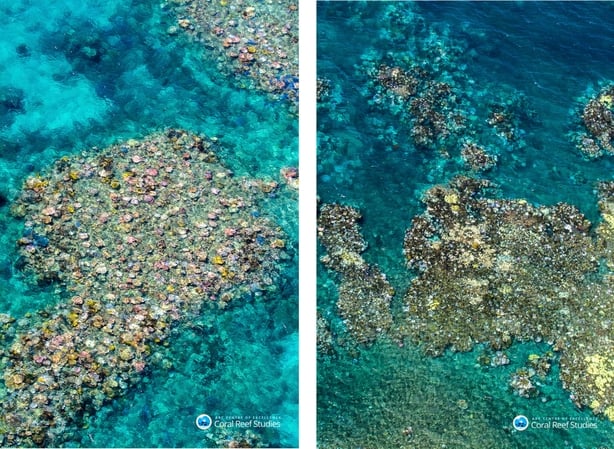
[601,212,614,228]
[25,176,49,193]
[339,250,365,268]
[598,94,613,107]
[67,311,80,327]
[270,238,285,248]
[86,299,101,313]
[585,353,613,416]
[67,351,78,365]
[586,354,613,385]
[220,267,235,279]
[444,193,459,205]
[4,372,25,390]
[428,298,440,311]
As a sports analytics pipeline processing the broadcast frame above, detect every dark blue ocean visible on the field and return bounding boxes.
[0,0,298,447]
[318,2,614,448]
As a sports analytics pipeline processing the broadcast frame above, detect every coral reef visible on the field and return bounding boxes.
[317,177,614,420]
[596,180,614,269]
[370,64,466,151]
[401,176,597,354]
[487,103,521,143]
[318,204,393,345]
[556,184,614,420]
[168,0,298,107]
[1,129,290,446]
[279,166,298,190]
[317,3,614,444]
[575,84,614,158]
[559,291,614,421]
[460,141,497,172]
[508,351,553,399]
[316,78,331,103]
[399,175,614,419]
[356,45,539,162]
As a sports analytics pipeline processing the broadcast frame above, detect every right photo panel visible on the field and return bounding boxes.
[316,2,614,448]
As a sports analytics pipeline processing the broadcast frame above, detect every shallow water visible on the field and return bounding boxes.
[318,2,614,448]
[0,0,298,447]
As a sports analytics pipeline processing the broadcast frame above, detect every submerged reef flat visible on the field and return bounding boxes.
[318,339,526,449]
[318,204,393,345]
[352,34,539,173]
[573,84,614,159]
[1,129,290,446]
[168,0,298,107]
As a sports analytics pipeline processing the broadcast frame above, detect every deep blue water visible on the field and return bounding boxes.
[0,0,297,447]
[318,2,614,448]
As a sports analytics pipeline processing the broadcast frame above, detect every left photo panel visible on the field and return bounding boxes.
[0,1,298,447]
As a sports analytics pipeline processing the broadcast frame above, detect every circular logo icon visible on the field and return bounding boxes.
[512,415,529,431]
[195,413,212,430]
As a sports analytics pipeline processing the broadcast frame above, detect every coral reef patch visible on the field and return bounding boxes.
[1,129,290,446]
[168,0,298,107]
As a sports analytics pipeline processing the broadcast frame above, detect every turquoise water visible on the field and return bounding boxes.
[318,2,613,448]
[80,296,298,448]
[0,0,297,447]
